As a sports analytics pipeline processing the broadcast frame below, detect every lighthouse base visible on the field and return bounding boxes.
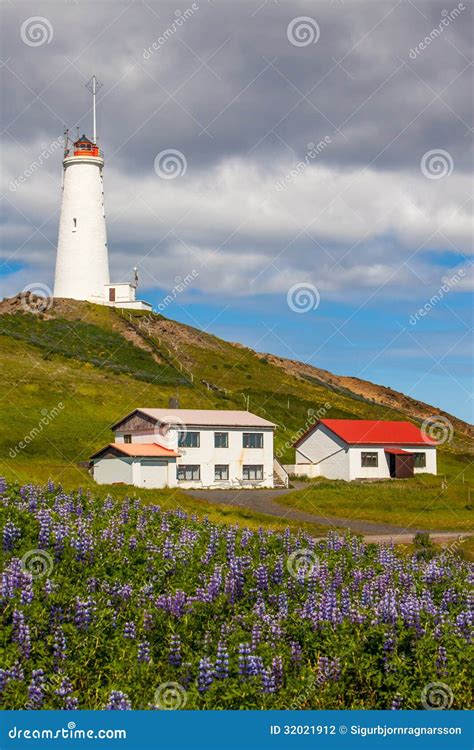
[98,299,153,311]
[100,282,152,311]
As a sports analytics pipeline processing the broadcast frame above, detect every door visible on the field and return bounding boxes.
[109,287,115,302]
[395,454,414,478]
[139,459,168,488]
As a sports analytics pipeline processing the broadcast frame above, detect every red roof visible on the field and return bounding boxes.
[91,443,179,459]
[295,419,434,447]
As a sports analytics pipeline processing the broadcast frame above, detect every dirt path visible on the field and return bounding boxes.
[183,488,471,543]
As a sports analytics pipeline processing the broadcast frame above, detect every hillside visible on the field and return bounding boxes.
[0,293,472,533]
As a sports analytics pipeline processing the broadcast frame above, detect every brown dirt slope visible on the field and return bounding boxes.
[263,352,473,440]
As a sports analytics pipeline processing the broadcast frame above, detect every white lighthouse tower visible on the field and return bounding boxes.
[54,76,151,310]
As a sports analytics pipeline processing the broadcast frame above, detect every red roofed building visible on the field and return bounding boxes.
[289,419,437,480]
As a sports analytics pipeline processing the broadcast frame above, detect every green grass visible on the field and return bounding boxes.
[0,335,332,536]
[0,303,472,536]
[278,451,474,531]
[0,312,185,385]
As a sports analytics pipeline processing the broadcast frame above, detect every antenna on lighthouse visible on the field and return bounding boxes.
[85,75,103,144]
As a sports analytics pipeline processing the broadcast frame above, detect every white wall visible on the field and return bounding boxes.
[295,423,350,480]
[348,445,437,480]
[93,456,133,485]
[54,155,110,301]
[115,426,274,488]
[93,456,177,488]
[295,426,436,481]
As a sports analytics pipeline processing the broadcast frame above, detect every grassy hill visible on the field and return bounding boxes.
[0,294,472,532]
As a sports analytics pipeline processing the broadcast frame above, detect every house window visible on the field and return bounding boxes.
[123,434,132,444]
[215,464,229,480]
[178,431,200,448]
[413,452,426,468]
[361,452,378,467]
[243,433,263,449]
[73,218,77,228]
[243,465,263,481]
[214,432,228,448]
[177,465,200,481]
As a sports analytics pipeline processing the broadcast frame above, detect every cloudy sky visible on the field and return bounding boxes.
[1,0,472,419]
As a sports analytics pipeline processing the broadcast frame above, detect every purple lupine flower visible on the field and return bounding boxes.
[251,624,262,650]
[238,642,251,678]
[248,655,264,677]
[382,632,395,673]
[169,634,182,667]
[53,626,66,668]
[271,656,284,689]
[2,521,21,551]
[74,597,96,631]
[104,691,132,710]
[290,641,302,666]
[262,668,276,693]
[197,657,214,693]
[215,642,229,680]
[20,576,34,606]
[272,556,284,584]
[137,640,151,663]
[316,657,340,686]
[255,564,269,591]
[123,621,136,639]
[55,677,78,709]
[37,509,53,548]
[391,694,404,710]
[143,612,153,631]
[436,646,448,676]
[27,670,46,709]
[12,609,31,659]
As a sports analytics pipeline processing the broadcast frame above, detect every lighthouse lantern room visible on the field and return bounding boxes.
[53,76,151,311]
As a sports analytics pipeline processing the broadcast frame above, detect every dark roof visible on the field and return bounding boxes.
[74,134,94,145]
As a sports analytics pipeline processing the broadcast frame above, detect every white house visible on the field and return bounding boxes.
[287,419,437,481]
[91,408,278,489]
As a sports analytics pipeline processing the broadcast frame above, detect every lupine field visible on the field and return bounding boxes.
[1,480,472,710]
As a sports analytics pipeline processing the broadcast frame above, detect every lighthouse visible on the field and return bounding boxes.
[53,76,151,311]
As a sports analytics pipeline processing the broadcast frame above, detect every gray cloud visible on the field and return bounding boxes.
[1,0,472,303]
